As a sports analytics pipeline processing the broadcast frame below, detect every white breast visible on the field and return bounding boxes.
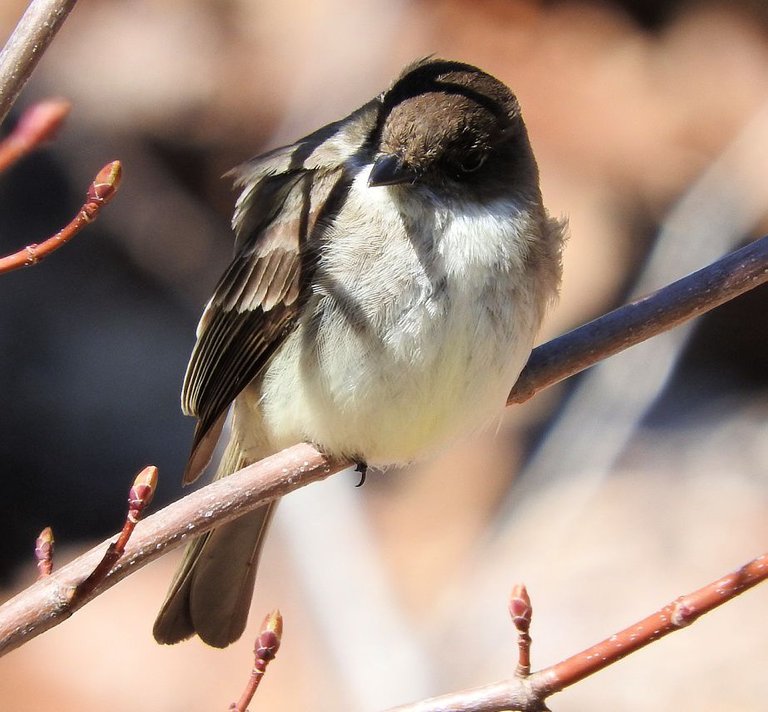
[249,166,546,465]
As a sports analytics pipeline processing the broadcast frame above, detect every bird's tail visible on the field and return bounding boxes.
[153,435,277,648]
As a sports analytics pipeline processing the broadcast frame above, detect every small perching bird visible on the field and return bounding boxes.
[153,58,564,648]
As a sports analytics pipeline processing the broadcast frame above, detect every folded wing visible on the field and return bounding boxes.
[181,100,379,483]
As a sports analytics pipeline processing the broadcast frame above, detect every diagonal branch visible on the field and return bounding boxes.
[383,552,768,712]
[0,160,121,274]
[0,443,338,657]
[0,235,766,657]
[0,0,79,127]
[0,98,70,171]
[508,233,768,404]
[533,551,768,696]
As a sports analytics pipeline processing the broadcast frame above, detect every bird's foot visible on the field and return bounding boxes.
[354,461,368,487]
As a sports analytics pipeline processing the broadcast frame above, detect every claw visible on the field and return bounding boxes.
[354,461,368,487]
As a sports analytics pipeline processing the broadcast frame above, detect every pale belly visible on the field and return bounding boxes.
[252,279,537,465]
[235,173,551,465]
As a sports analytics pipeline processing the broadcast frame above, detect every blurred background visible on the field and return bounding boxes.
[0,0,767,709]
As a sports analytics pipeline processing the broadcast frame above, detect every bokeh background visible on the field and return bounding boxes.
[1,1,767,710]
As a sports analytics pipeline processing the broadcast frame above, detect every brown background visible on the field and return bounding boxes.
[0,1,766,710]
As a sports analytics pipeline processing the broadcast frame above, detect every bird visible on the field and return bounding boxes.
[153,58,564,648]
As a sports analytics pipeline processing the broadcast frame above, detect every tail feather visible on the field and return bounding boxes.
[153,437,277,647]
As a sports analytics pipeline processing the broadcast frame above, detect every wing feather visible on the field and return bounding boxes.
[180,101,378,483]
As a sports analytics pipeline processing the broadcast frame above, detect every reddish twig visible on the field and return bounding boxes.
[70,465,157,605]
[0,98,70,172]
[385,552,768,712]
[533,551,768,696]
[509,584,532,679]
[0,0,79,126]
[230,610,284,712]
[0,160,121,274]
[34,527,54,579]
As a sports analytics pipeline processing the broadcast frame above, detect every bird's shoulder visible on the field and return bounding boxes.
[228,97,380,235]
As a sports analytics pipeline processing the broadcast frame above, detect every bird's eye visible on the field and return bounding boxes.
[459,153,487,173]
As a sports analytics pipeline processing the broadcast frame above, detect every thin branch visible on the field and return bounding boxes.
[0,160,121,274]
[509,234,768,404]
[508,585,532,679]
[0,236,766,656]
[384,552,768,712]
[0,443,338,658]
[0,0,78,127]
[229,610,284,712]
[384,679,541,712]
[69,466,157,605]
[0,98,70,171]
[533,552,768,696]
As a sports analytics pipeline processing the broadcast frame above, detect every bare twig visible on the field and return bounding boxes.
[0,98,70,171]
[70,466,157,605]
[384,552,768,712]
[0,160,121,274]
[0,237,766,657]
[230,610,284,712]
[0,443,336,658]
[508,585,532,679]
[534,552,768,696]
[34,527,54,579]
[508,234,768,405]
[0,0,78,126]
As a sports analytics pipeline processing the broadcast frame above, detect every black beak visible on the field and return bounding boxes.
[368,154,416,187]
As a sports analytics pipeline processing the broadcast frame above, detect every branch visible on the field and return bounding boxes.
[384,552,768,712]
[0,443,339,658]
[0,0,78,127]
[69,466,157,605]
[508,584,532,678]
[0,160,121,274]
[508,233,768,404]
[0,236,766,656]
[534,552,768,695]
[229,610,284,711]
[0,98,70,171]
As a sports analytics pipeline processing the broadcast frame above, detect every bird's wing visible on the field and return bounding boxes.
[181,100,380,484]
